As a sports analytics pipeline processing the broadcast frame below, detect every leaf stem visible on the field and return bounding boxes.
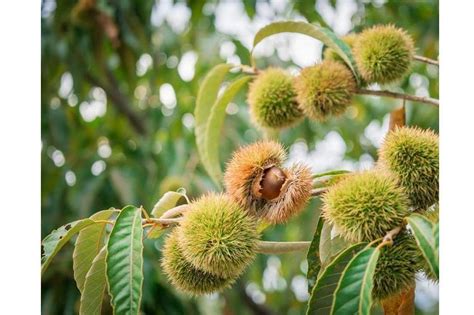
[383,226,403,243]
[356,88,439,106]
[256,241,311,254]
[142,218,182,226]
[414,55,439,66]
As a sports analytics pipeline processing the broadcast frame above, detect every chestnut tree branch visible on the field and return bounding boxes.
[311,188,328,197]
[414,55,439,66]
[256,241,311,254]
[356,88,439,106]
[142,218,182,226]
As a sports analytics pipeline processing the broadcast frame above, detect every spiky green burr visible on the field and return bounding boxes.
[294,60,356,121]
[247,67,303,129]
[379,126,439,210]
[161,229,234,295]
[322,170,409,242]
[353,24,414,84]
[178,193,259,278]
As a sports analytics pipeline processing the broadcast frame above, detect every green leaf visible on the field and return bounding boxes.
[319,222,350,269]
[306,216,324,292]
[41,219,96,275]
[204,75,252,185]
[151,191,186,218]
[73,209,115,293]
[331,246,381,315]
[194,63,233,181]
[106,206,144,315]
[307,243,366,315]
[312,170,351,179]
[80,247,107,315]
[407,214,439,279]
[252,21,360,83]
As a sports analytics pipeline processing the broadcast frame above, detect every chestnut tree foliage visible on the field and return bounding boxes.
[42,1,438,314]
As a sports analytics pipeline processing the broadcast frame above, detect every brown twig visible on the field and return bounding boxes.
[383,226,403,243]
[256,241,311,254]
[414,55,439,66]
[142,218,182,226]
[357,88,439,106]
[311,188,328,197]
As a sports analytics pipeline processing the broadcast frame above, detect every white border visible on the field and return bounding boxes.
[0,1,41,314]
[440,0,474,313]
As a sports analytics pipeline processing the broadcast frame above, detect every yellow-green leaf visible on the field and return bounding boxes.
[204,75,252,185]
[73,209,115,293]
[79,247,107,315]
[106,206,144,315]
[194,63,233,182]
[252,21,360,83]
[41,219,95,275]
[407,214,439,279]
[151,191,185,218]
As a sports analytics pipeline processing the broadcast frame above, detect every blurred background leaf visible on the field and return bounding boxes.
[41,0,438,314]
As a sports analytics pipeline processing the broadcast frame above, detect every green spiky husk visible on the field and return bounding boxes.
[161,229,234,295]
[354,24,414,84]
[322,170,409,242]
[373,231,422,301]
[294,60,356,121]
[247,67,303,129]
[379,126,439,210]
[178,193,259,278]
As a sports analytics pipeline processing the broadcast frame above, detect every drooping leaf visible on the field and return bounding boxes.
[106,206,144,315]
[331,246,381,315]
[319,222,350,269]
[306,216,324,292]
[151,191,186,218]
[79,247,107,315]
[306,243,366,315]
[194,63,233,177]
[41,219,95,275]
[251,21,360,83]
[73,209,116,293]
[204,75,252,185]
[407,214,439,279]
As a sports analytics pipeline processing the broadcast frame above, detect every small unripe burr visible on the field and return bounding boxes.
[177,193,259,278]
[322,170,409,242]
[373,231,422,301]
[378,126,439,210]
[247,67,303,129]
[224,141,312,224]
[161,229,234,295]
[353,24,414,84]
[294,60,356,121]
